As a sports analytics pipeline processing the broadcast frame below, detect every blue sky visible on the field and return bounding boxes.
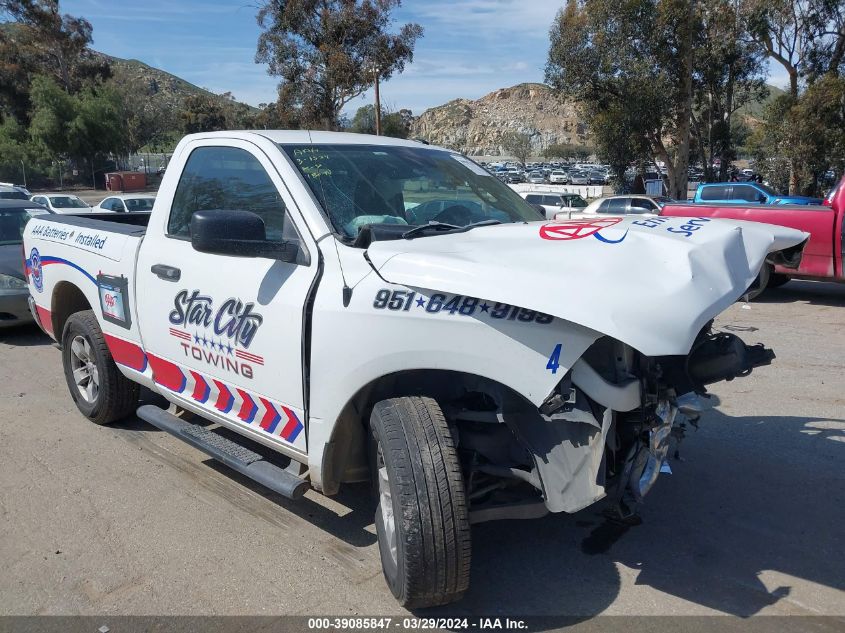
[62,0,790,116]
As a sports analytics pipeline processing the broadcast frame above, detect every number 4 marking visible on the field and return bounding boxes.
[547,343,563,374]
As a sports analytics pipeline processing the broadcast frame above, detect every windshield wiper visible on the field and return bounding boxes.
[402,219,502,240]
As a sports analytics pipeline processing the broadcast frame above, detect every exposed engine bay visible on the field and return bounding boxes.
[440,323,776,523]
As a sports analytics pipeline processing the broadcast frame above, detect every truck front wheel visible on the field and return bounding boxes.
[370,396,471,608]
[61,310,139,425]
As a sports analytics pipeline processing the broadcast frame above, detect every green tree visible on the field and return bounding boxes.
[181,94,228,134]
[546,0,696,199]
[255,0,423,130]
[749,74,845,195]
[500,130,533,168]
[0,1,110,122]
[29,74,125,156]
[542,143,581,160]
[348,104,410,138]
[692,0,768,182]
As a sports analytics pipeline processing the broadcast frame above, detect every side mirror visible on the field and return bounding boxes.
[756,193,767,203]
[190,210,299,262]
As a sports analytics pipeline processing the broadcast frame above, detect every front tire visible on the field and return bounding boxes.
[370,396,471,608]
[61,310,139,425]
[744,263,771,301]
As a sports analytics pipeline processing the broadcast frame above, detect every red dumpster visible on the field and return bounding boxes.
[105,171,147,192]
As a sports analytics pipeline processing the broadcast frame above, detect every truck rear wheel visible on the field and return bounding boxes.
[370,396,471,608]
[61,310,139,425]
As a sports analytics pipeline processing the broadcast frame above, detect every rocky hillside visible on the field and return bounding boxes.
[410,81,783,158]
[96,52,252,114]
[410,83,590,157]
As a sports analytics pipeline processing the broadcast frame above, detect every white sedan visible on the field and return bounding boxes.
[29,193,92,213]
[556,195,674,220]
[92,194,156,213]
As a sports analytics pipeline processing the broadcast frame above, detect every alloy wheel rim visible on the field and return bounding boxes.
[376,443,398,567]
[70,335,99,404]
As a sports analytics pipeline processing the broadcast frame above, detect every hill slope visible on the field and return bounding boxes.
[411,82,783,158]
[411,83,589,157]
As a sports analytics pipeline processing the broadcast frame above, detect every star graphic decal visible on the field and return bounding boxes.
[193,333,200,344]
[480,303,490,312]
[200,335,208,347]
[226,343,234,355]
[416,297,426,308]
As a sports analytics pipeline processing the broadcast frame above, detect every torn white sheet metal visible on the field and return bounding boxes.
[366,216,807,356]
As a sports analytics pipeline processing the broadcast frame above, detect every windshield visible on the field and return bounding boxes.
[281,144,541,240]
[0,190,28,200]
[49,195,88,209]
[565,195,588,208]
[0,208,47,245]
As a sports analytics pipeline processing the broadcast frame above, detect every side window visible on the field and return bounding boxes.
[543,195,562,206]
[598,198,626,214]
[168,146,294,244]
[628,198,655,214]
[731,185,758,202]
[525,194,542,204]
[700,185,729,201]
[101,198,116,211]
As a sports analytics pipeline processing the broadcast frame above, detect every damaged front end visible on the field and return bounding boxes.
[453,326,776,523]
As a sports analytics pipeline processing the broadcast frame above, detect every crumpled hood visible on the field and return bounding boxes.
[366,217,808,356]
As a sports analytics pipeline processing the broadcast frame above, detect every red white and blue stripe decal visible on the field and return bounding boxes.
[104,335,304,447]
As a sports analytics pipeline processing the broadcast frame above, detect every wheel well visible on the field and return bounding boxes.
[321,369,535,495]
[51,282,92,343]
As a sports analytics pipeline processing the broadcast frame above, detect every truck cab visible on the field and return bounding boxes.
[693,182,823,206]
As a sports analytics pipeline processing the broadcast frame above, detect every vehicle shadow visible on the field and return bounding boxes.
[113,401,844,623]
[756,280,845,307]
[0,323,52,346]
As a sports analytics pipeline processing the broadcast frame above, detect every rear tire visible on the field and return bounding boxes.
[61,310,139,425]
[370,396,471,608]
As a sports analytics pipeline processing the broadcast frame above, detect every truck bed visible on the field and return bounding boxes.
[660,202,838,280]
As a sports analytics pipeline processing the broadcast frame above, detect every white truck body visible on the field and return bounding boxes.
[22,131,808,606]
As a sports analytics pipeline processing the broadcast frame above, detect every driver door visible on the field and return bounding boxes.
[136,139,318,456]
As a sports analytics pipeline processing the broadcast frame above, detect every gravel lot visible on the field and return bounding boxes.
[0,280,843,624]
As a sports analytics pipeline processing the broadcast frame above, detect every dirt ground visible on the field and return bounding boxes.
[0,280,843,625]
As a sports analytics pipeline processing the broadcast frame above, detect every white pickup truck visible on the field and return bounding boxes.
[23,131,807,608]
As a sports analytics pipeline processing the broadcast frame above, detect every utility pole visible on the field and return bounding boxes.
[372,65,382,136]
[20,160,26,189]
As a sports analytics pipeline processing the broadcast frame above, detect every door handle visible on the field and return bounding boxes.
[151,263,181,281]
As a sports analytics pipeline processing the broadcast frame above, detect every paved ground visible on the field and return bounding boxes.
[0,280,843,624]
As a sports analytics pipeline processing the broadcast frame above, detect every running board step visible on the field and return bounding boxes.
[136,404,309,500]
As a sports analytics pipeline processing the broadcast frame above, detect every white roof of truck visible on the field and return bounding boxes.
[182,130,440,150]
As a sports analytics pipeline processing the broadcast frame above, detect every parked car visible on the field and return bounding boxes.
[549,170,568,184]
[0,199,51,327]
[23,130,807,608]
[662,173,845,296]
[588,170,608,185]
[0,185,30,200]
[560,195,674,219]
[568,170,590,186]
[526,171,546,184]
[30,193,92,213]
[93,194,156,213]
[693,182,822,205]
[521,192,588,219]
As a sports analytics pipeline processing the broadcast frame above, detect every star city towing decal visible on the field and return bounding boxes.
[539,218,628,243]
[168,290,266,379]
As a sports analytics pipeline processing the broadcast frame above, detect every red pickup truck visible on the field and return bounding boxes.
[661,175,844,293]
